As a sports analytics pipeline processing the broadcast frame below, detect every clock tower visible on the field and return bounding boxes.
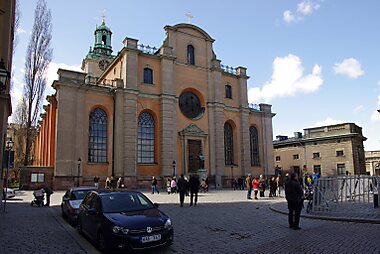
[82,18,115,78]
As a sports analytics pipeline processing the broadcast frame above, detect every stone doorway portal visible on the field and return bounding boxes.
[188,139,202,173]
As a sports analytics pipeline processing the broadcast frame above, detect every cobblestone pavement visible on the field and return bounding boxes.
[0,189,380,254]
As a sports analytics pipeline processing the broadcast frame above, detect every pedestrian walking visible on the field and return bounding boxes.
[105,177,111,189]
[259,175,266,197]
[166,178,171,194]
[93,176,100,188]
[285,173,304,230]
[246,174,252,199]
[171,177,177,193]
[117,177,124,189]
[276,176,281,197]
[200,178,208,193]
[269,176,276,197]
[42,185,53,207]
[252,177,260,200]
[177,174,187,207]
[189,174,200,206]
[151,176,159,194]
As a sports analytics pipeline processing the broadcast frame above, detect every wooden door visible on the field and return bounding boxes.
[188,140,201,173]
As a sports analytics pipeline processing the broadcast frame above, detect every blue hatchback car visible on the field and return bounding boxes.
[77,190,173,252]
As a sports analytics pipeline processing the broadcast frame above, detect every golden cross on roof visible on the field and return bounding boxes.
[185,12,194,23]
[101,9,106,23]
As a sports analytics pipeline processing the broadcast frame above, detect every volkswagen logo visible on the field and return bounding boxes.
[147,227,152,233]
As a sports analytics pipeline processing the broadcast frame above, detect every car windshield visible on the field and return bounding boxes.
[101,192,155,213]
[72,190,92,200]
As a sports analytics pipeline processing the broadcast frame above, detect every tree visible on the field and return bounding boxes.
[23,0,52,166]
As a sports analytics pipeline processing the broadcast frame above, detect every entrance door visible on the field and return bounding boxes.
[293,166,300,176]
[188,140,202,173]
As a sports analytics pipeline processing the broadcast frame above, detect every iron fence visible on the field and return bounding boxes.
[312,175,380,213]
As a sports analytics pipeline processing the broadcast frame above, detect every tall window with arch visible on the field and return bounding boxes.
[250,126,260,166]
[102,35,107,45]
[137,112,155,163]
[225,84,232,99]
[88,108,107,163]
[187,45,195,65]
[143,67,153,84]
[224,122,234,165]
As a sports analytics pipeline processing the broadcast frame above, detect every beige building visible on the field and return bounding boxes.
[365,150,380,176]
[0,0,15,193]
[273,123,367,177]
[30,22,276,189]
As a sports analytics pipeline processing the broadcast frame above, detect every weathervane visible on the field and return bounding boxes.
[185,12,194,23]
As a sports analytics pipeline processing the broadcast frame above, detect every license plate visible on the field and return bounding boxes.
[141,234,161,243]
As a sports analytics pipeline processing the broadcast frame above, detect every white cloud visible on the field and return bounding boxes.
[10,62,81,114]
[333,58,364,79]
[297,1,320,15]
[283,10,296,23]
[312,117,344,127]
[45,62,82,95]
[377,80,380,86]
[248,54,323,103]
[283,0,322,23]
[353,105,364,114]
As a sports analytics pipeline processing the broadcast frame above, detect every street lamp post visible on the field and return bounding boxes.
[172,160,176,177]
[3,138,14,212]
[76,158,81,187]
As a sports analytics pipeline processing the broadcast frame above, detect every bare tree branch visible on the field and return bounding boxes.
[22,0,52,166]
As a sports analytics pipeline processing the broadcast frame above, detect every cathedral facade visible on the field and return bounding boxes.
[32,22,275,189]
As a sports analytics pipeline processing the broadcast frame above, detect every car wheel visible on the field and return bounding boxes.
[97,231,108,253]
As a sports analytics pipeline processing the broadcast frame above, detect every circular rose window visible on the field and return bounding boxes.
[179,92,204,119]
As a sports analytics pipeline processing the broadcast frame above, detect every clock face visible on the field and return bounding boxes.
[179,92,203,119]
[98,59,109,71]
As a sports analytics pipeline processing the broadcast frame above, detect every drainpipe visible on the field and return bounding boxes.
[110,87,116,177]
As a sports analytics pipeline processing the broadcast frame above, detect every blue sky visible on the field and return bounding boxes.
[12,0,380,150]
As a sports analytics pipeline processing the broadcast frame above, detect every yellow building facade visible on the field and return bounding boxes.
[34,22,275,189]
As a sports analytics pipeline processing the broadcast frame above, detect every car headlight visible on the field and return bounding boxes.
[112,226,129,234]
[164,219,172,229]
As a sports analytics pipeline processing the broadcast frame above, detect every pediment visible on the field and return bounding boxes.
[179,124,206,136]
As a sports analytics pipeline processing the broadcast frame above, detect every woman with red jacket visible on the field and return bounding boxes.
[252,177,260,200]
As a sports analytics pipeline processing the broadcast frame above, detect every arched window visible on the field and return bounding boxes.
[138,112,155,163]
[225,84,232,99]
[250,126,260,166]
[143,67,153,84]
[102,35,107,45]
[88,108,107,163]
[187,45,195,65]
[224,122,234,165]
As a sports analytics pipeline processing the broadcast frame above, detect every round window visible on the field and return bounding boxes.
[179,92,203,119]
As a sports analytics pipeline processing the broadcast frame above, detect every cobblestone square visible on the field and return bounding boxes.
[0,189,379,253]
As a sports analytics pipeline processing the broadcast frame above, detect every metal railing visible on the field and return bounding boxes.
[312,175,380,213]
[220,64,236,75]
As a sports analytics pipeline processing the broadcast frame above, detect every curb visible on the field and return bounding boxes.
[269,204,380,224]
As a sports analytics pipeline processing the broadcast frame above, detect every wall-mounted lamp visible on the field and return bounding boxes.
[0,59,10,91]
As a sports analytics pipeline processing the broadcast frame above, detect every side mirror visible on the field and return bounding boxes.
[153,203,159,208]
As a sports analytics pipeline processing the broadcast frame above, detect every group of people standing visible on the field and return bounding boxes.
[93,176,125,190]
[245,174,282,200]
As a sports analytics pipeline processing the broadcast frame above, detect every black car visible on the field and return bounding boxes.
[77,190,173,252]
[61,186,97,224]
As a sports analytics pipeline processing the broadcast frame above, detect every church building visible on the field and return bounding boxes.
[30,21,275,189]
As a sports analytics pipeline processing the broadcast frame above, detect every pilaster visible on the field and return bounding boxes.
[240,109,251,175]
[123,91,137,176]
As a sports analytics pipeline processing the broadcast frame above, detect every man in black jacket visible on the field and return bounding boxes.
[177,174,187,207]
[285,173,304,230]
[189,174,200,206]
